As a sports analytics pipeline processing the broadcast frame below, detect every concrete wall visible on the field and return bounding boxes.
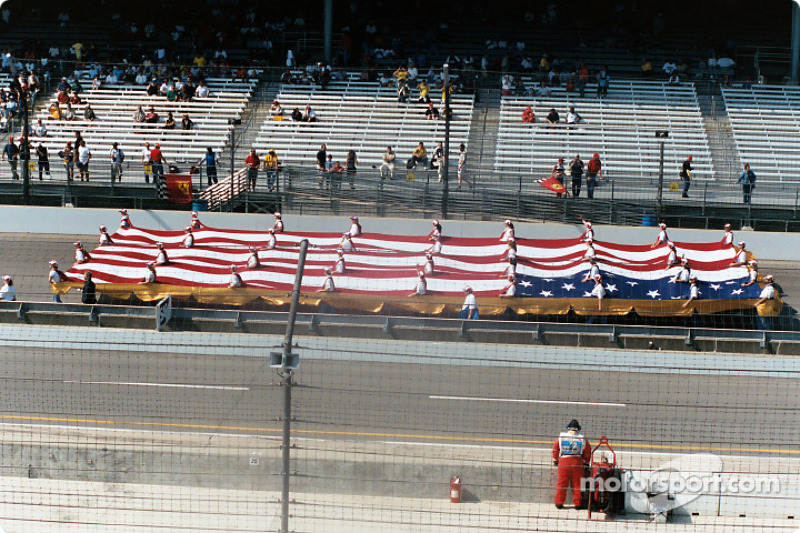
[3,206,799,261]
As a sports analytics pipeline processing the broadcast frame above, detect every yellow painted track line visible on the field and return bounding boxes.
[2,414,795,454]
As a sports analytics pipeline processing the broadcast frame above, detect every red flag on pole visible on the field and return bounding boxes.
[164,174,193,203]
[536,176,568,195]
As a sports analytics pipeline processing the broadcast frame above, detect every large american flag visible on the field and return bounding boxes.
[63,223,762,306]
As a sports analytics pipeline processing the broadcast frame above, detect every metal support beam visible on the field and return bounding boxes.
[324,0,333,64]
[441,63,451,220]
[792,2,800,82]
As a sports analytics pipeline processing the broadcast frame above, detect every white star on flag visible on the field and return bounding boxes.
[519,280,532,288]
[725,281,737,285]
[543,278,555,283]
[604,283,617,293]
[671,296,683,300]
[583,291,592,297]
[731,289,744,295]
[647,290,661,299]
[562,283,575,291]
[540,290,553,297]
[668,278,676,284]
[626,281,638,287]
[710,284,721,291]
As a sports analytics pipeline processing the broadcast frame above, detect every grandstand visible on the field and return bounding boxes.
[723,84,800,182]
[253,74,474,170]
[496,80,712,181]
[30,78,257,167]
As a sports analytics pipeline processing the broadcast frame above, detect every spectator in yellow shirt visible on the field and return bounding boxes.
[410,142,428,170]
[417,80,431,103]
[262,149,279,191]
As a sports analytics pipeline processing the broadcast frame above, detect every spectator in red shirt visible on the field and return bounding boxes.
[577,63,589,98]
[245,148,259,192]
[149,143,168,185]
[521,106,535,123]
[586,153,602,199]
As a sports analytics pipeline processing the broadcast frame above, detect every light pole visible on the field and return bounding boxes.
[441,63,451,219]
[269,239,309,533]
[228,118,241,212]
[7,54,29,203]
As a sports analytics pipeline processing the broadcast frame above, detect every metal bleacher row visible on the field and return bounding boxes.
[30,78,257,167]
[253,74,474,170]
[496,80,713,181]
[723,85,800,182]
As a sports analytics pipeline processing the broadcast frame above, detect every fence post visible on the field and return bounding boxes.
[517,175,522,219]
[702,182,708,216]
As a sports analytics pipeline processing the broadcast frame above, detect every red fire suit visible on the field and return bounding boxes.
[552,431,592,506]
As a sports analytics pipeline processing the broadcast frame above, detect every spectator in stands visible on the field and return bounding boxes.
[288,106,301,121]
[737,163,756,204]
[641,59,653,78]
[63,102,76,121]
[145,105,159,123]
[133,105,145,124]
[317,144,328,189]
[680,156,692,198]
[77,140,91,181]
[196,81,210,98]
[57,90,69,104]
[163,111,176,129]
[31,118,46,137]
[410,142,428,170]
[397,80,410,103]
[381,146,396,180]
[586,153,602,199]
[49,102,62,120]
[140,141,152,184]
[329,159,344,191]
[181,79,196,101]
[149,143,167,187]
[2,136,19,180]
[457,143,469,189]
[552,157,566,198]
[92,76,102,90]
[302,104,318,122]
[565,106,582,125]
[36,143,50,180]
[425,102,439,120]
[263,149,279,191]
[522,106,535,123]
[244,148,260,192]
[165,84,179,102]
[199,147,219,186]
[536,81,551,98]
[431,142,444,178]
[742,78,752,89]
[109,142,124,182]
[146,79,159,96]
[577,63,590,98]
[345,150,358,189]
[597,67,610,97]
[570,154,584,197]
[269,100,283,116]
[180,113,193,130]
[417,80,431,103]
[105,70,119,85]
[83,104,96,122]
[545,108,560,125]
[58,141,74,181]
[58,77,70,92]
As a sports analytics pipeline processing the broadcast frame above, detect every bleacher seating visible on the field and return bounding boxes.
[253,75,475,172]
[31,78,256,170]
[495,80,713,181]
[723,85,800,182]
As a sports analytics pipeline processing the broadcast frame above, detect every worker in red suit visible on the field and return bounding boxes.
[552,419,592,509]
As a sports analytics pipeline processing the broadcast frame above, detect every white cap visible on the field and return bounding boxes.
[146,261,155,267]
[594,274,601,281]
[749,259,758,265]
[504,219,512,225]
[765,274,774,281]
[185,226,192,232]
[73,241,82,247]
[463,285,472,292]
[668,241,675,248]
[739,241,745,247]
[119,208,128,214]
[724,223,731,229]
[249,246,256,252]
[157,241,164,247]
[231,265,237,272]
[2,275,9,282]
[49,260,58,266]
[337,249,344,255]
[689,275,698,281]
[191,211,198,217]
[350,215,358,220]
[681,256,688,263]
[324,267,332,274]
[585,221,592,228]
[275,212,281,218]
[268,228,274,234]
[659,222,667,229]
[432,219,439,225]
[99,225,106,231]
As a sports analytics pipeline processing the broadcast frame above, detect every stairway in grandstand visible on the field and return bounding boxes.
[495,80,713,184]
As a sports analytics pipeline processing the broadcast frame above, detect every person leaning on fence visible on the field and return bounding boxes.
[737,163,756,204]
[140,141,152,184]
[586,153,602,199]
[380,146,396,180]
[2,136,19,180]
[199,147,219,186]
[317,144,328,189]
[244,148,260,192]
[109,142,124,182]
[149,143,168,187]
[680,155,692,198]
[262,149,279,191]
[36,142,50,180]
